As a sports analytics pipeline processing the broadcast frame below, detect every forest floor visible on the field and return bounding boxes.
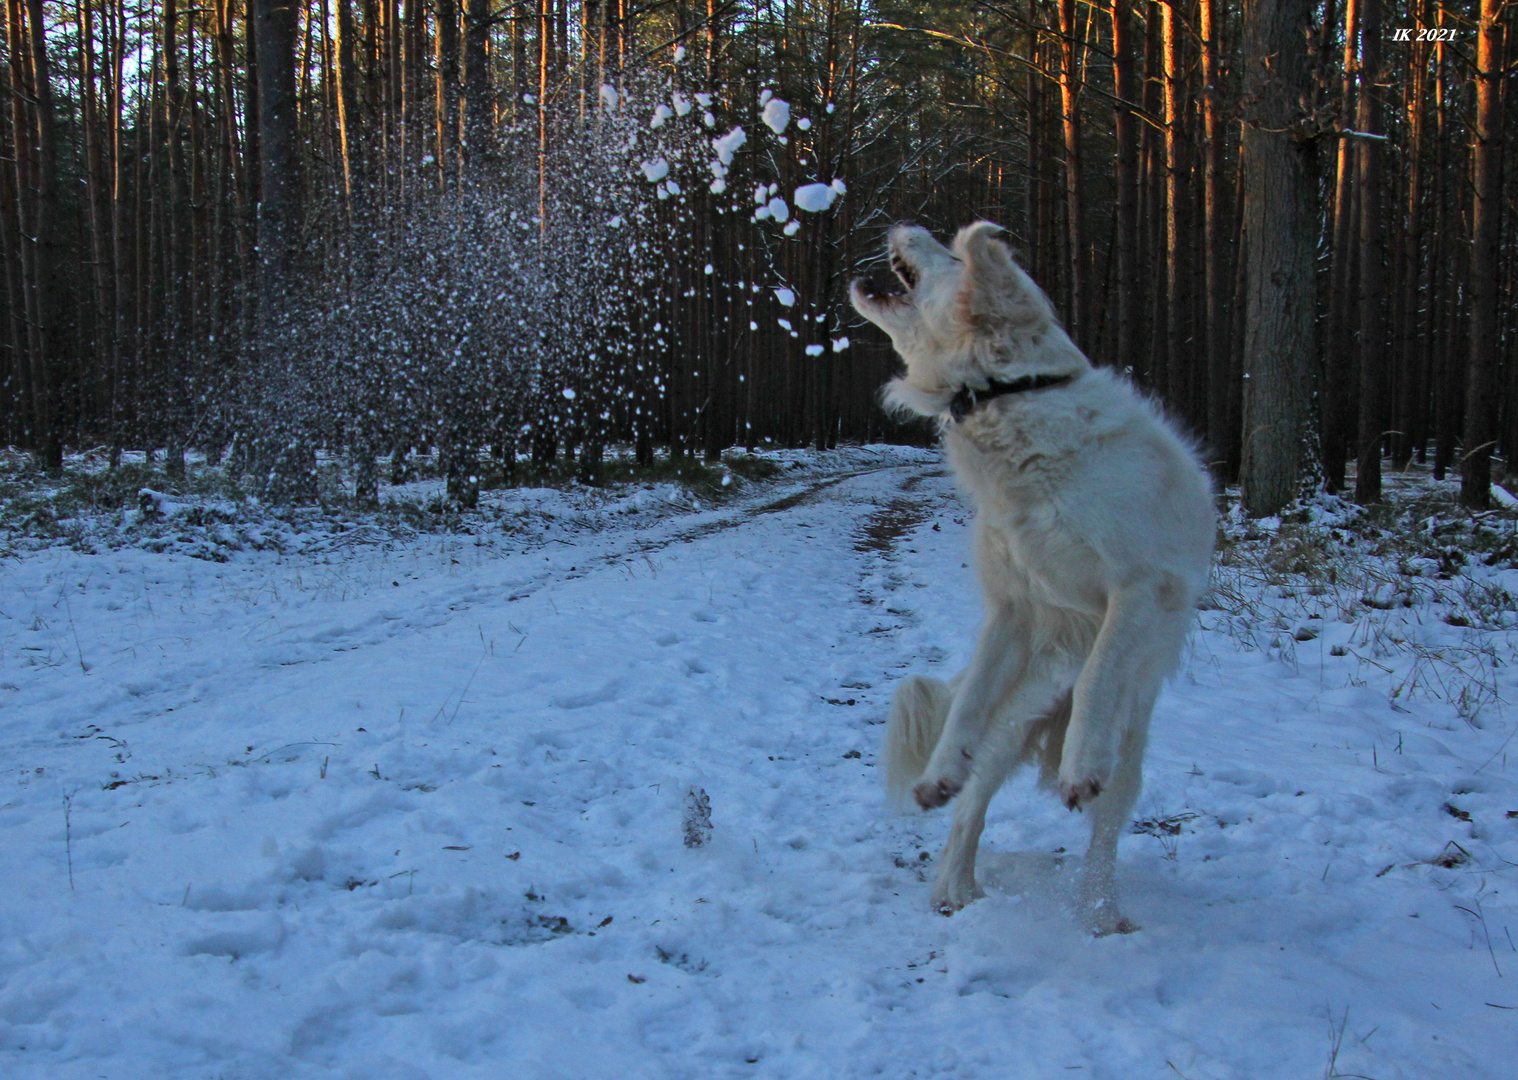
[0,446,1515,1079]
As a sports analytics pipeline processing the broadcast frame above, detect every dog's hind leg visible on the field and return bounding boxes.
[912,603,1029,810]
[929,672,1069,913]
[1075,715,1151,935]
[930,723,1019,914]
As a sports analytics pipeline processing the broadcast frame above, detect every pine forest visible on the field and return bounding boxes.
[1,0,1514,513]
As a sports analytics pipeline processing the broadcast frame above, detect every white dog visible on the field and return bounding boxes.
[851,223,1214,933]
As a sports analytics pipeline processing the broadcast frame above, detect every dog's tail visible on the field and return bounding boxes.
[883,674,953,809]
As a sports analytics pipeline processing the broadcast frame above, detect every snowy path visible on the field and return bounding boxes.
[1,456,1514,1079]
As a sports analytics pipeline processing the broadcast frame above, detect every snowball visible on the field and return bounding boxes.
[793,183,838,213]
[562,388,577,400]
[673,45,686,62]
[805,344,824,356]
[760,89,773,106]
[773,287,796,307]
[749,321,759,331]
[830,178,847,196]
[797,117,812,130]
[696,92,713,107]
[673,92,692,116]
[713,126,747,166]
[754,184,769,205]
[765,196,789,221]
[704,264,715,275]
[826,102,836,114]
[762,98,791,134]
[651,104,673,128]
[641,157,670,183]
[778,318,793,331]
[832,337,849,352]
[666,179,682,196]
[606,215,624,228]
[600,84,619,110]
[703,111,716,128]
[709,178,727,194]
[783,219,801,236]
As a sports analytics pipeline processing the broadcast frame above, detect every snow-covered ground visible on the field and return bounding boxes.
[1,449,1514,1079]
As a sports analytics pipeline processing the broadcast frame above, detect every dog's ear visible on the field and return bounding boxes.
[953,222,1048,333]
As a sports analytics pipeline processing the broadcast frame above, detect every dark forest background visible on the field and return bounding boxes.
[1,0,1513,512]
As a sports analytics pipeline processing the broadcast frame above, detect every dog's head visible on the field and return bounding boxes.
[849,222,1087,417]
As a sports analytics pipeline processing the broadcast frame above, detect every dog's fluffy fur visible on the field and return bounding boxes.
[851,223,1214,932]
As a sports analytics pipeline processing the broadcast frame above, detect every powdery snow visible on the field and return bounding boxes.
[0,451,1514,1079]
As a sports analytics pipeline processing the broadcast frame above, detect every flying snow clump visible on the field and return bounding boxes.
[599,84,619,110]
[793,183,840,213]
[805,344,825,356]
[641,157,671,183]
[712,127,747,166]
[773,287,796,307]
[651,104,673,128]
[832,337,850,352]
[762,98,791,134]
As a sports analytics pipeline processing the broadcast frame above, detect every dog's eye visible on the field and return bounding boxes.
[890,255,918,291]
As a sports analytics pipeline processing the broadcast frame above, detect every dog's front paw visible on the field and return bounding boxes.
[1078,891,1139,936]
[1060,776,1104,811]
[930,875,982,915]
[913,775,963,810]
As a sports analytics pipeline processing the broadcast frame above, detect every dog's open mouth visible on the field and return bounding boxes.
[855,264,911,305]
[889,252,919,292]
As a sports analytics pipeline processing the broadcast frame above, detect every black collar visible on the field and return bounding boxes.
[947,372,1074,422]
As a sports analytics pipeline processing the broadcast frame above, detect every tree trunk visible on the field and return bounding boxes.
[22,0,64,466]
[1322,0,1359,492]
[1200,0,1229,462]
[1057,0,1086,341]
[253,0,311,499]
[1354,0,1387,504]
[435,0,460,186]
[1161,0,1189,419]
[462,0,491,167]
[1239,0,1320,515]
[1461,0,1506,508]
[1111,0,1139,377]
